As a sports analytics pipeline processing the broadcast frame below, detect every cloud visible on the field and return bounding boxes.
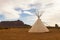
[0,0,36,21]
[23,11,33,15]
[0,0,60,26]
[39,0,60,26]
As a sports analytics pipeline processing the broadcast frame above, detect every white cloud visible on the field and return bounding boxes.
[39,0,60,26]
[24,0,60,26]
[0,0,60,26]
[0,0,36,21]
[23,11,33,15]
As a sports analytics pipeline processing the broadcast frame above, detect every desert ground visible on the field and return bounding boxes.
[0,27,60,40]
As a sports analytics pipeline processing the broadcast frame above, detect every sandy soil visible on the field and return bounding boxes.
[0,28,60,40]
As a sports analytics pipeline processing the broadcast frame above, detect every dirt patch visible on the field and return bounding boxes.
[0,28,60,40]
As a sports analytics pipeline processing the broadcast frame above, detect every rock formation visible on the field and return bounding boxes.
[0,20,31,28]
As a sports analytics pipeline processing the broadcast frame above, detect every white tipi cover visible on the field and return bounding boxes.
[29,19,49,33]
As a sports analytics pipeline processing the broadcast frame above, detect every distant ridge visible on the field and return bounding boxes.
[0,20,31,28]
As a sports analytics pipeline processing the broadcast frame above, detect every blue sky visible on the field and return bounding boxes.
[0,0,60,26]
[15,7,37,25]
[0,15,5,20]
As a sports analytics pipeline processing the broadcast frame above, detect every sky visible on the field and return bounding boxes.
[0,0,60,26]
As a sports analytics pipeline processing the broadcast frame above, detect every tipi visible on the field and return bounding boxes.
[28,11,49,33]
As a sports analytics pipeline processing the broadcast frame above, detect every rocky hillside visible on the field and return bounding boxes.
[0,20,31,28]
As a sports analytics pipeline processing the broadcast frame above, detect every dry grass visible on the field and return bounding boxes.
[0,28,60,40]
